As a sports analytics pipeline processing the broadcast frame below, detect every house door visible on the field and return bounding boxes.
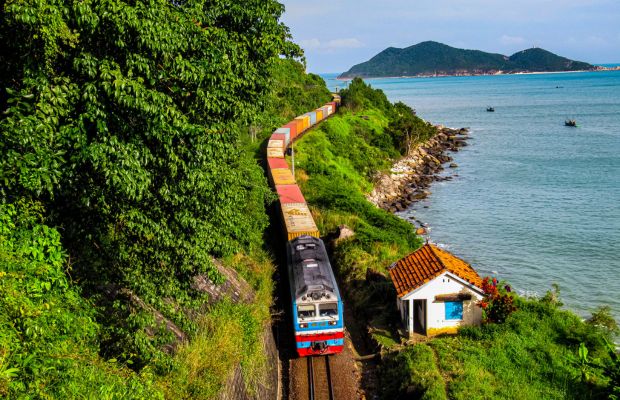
[413,299,426,334]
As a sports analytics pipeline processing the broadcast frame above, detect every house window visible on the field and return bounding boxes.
[445,301,463,320]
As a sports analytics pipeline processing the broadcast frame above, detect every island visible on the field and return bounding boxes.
[338,41,599,79]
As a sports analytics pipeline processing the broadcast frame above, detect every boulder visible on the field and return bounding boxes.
[337,224,355,241]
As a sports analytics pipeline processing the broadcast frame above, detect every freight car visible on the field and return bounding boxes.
[266,94,343,357]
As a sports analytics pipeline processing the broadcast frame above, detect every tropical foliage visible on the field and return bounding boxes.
[0,0,317,397]
[0,201,160,398]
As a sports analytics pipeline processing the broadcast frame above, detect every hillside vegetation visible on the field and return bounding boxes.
[294,79,619,400]
[292,78,437,344]
[0,0,328,397]
[339,41,596,78]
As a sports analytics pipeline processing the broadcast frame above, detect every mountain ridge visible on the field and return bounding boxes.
[338,41,596,78]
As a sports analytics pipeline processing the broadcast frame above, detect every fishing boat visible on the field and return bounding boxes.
[486,107,495,112]
[565,119,577,127]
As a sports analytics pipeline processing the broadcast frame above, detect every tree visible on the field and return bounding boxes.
[386,102,437,156]
[0,0,301,362]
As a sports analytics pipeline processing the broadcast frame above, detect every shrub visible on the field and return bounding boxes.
[478,277,516,323]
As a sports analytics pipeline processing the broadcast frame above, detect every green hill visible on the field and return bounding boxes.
[338,41,595,78]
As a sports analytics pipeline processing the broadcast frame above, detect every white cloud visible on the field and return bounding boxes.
[298,38,365,53]
[325,38,365,49]
[500,35,526,45]
[299,38,321,49]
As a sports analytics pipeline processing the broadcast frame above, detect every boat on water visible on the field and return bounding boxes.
[486,107,495,112]
[565,119,577,127]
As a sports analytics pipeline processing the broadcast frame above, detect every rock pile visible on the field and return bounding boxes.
[366,126,469,213]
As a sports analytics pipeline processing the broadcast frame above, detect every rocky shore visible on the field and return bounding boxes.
[366,126,469,219]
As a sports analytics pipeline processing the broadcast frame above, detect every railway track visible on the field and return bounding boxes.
[307,356,335,400]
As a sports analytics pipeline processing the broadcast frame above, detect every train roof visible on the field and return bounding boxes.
[288,236,339,300]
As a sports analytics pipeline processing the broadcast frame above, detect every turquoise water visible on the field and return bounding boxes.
[322,71,620,320]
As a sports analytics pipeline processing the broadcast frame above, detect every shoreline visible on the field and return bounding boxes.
[336,66,620,81]
[366,126,469,230]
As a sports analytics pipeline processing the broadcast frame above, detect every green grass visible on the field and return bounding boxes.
[294,109,421,278]
[155,250,274,398]
[379,298,614,399]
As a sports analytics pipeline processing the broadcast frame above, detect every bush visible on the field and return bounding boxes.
[0,201,160,398]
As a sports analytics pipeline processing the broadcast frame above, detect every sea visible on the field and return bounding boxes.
[322,69,620,322]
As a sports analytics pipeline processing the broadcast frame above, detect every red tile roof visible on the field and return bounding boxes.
[389,244,483,298]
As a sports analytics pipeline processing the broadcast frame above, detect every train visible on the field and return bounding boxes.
[266,94,345,357]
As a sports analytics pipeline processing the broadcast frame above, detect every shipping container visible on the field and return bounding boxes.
[306,111,317,125]
[326,105,333,115]
[276,184,306,204]
[281,203,320,240]
[268,139,285,154]
[267,146,285,158]
[295,115,310,132]
[283,122,298,139]
[271,168,296,185]
[268,157,289,170]
[315,109,324,121]
[301,115,311,129]
[274,128,291,145]
[271,133,286,143]
[293,118,305,134]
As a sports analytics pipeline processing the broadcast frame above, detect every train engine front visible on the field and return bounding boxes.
[287,235,344,357]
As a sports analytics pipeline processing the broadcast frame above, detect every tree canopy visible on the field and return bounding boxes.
[0,0,304,392]
[0,0,300,292]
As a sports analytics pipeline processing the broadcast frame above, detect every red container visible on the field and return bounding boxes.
[283,122,298,139]
[268,157,289,170]
[271,133,287,144]
[276,184,306,204]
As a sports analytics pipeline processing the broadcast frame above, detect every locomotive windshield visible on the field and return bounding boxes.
[319,303,338,317]
[297,304,316,318]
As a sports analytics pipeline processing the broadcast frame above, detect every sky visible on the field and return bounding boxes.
[280,0,620,73]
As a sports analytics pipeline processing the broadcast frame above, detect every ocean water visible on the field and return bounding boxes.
[322,71,620,321]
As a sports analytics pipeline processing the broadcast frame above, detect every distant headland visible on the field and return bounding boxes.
[337,41,613,79]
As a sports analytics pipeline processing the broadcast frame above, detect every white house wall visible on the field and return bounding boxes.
[402,271,483,335]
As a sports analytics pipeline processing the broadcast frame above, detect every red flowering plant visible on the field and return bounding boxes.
[477,277,516,323]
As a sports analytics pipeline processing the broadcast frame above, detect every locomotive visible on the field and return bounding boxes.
[265,95,345,357]
[287,235,344,356]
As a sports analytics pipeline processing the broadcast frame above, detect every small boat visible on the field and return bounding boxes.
[565,119,577,127]
[486,107,495,112]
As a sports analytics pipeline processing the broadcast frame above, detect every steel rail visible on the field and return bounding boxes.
[325,356,335,400]
[308,357,315,400]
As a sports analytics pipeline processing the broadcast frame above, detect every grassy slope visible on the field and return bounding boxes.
[380,298,614,400]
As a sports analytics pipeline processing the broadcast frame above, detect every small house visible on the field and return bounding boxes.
[388,243,484,337]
